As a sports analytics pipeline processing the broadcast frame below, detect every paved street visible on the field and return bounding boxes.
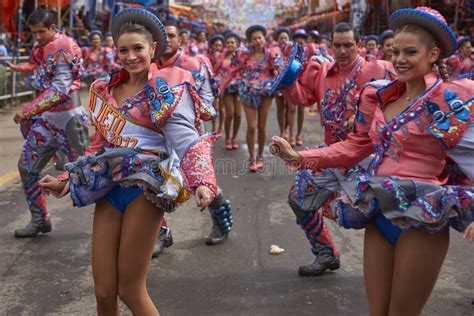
[0,93,473,315]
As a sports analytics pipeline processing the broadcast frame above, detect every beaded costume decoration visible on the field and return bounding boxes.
[427,88,473,148]
[320,57,364,141]
[148,77,186,128]
[369,79,443,175]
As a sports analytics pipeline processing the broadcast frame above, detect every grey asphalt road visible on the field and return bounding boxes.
[0,93,473,315]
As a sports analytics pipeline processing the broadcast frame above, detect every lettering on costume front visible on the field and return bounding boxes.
[89,92,139,148]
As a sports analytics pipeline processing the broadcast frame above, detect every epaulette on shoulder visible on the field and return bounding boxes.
[148,76,186,128]
[427,84,473,148]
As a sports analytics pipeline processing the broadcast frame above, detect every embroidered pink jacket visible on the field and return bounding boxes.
[283,55,395,145]
[240,46,283,83]
[447,53,474,77]
[156,50,218,108]
[82,46,120,74]
[11,32,82,119]
[298,73,474,185]
[81,64,217,194]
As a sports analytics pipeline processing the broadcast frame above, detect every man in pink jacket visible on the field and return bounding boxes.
[7,9,88,238]
[282,22,395,276]
[151,20,233,257]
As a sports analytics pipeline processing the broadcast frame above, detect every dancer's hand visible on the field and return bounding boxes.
[13,111,26,124]
[346,114,356,132]
[269,136,302,165]
[5,61,14,71]
[464,223,474,243]
[39,175,68,198]
[195,185,215,210]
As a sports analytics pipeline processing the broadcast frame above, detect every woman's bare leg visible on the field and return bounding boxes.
[211,99,218,132]
[223,94,234,141]
[364,223,394,316]
[257,97,273,157]
[232,95,242,141]
[296,105,305,143]
[275,95,286,136]
[388,228,449,316]
[243,104,258,161]
[92,199,123,316]
[287,103,296,145]
[218,98,225,134]
[117,195,163,315]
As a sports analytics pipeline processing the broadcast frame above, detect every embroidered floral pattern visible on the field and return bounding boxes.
[180,133,218,195]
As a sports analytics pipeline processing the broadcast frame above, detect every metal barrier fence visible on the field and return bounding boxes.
[0,56,35,105]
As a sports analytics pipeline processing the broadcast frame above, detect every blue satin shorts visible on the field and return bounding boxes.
[105,185,143,214]
[374,213,402,245]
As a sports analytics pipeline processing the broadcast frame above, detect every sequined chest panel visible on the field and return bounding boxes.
[243,50,282,82]
[243,52,269,81]
[368,80,474,174]
[320,61,363,141]
[220,54,241,77]
[36,49,80,90]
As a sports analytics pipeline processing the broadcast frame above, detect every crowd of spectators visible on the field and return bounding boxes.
[0,23,13,57]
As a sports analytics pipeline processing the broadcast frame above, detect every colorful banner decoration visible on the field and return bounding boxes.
[203,0,302,33]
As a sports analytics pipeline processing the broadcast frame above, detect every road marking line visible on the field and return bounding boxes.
[0,171,19,186]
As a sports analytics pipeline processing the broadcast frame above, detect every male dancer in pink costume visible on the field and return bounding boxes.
[151,20,233,257]
[282,22,395,276]
[7,9,88,237]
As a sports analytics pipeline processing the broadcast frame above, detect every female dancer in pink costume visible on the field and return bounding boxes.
[378,30,395,62]
[40,9,217,315]
[272,7,474,314]
[240,25,283,172]
[447,36,473,77]
[208,34,226,136]
[82,30,120,84]
[274,26,292,139]
[213,32,244,150]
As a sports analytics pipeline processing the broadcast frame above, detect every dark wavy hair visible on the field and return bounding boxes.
[332,22,360,42]
[27,9,57,28]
